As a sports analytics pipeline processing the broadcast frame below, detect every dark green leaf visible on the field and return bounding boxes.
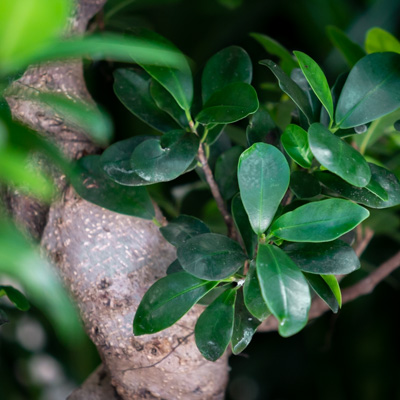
[72,155,155,219]
[114,69,179,133]
[177,233,247,280]
[133,271,218,335]
[0,308,8,326]
[365,28,400,54]
[238,143,290,235]
[309,123,371,187]
[281,124,313,168]
[202,46,252,104]
[270,198,369,242]
[366,178,388,201]
[196,82,259,125]
[195,288,236,361]
[283,240,360,274]
[204,125,225,145]
[335,53,400,129]
[246,108,278,146]
[395,120,400,131]
[256,244,310,337]
[198,284,232,306]
[166,259,183,275]
[290,171,321,199]
[160,215,210,248]
[0,285,30,311]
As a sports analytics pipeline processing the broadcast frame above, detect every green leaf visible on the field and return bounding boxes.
[365,178,388,201]
[270,198,370,242]
[166,259,184,275]
[72,155,155,219]
[308,123,371,187]
[294,51,334,123]
[281,124,313,168]
[114,69,179,133]
[202,46,252,104]
[283,240,360,274]
[326,26,366,67]
[246,108,278,146]
[256,244,311,337]
[238,143,290,235]
[0,285,30,311]
[204,125,225,146]
[259,60,314,124]
[290,171,321,199]
[316,163,400,209]
[251,33,298,74]
[160,215,210,248]
[231,289,260,355]
[198,284,232,306]
[0,307,8,326]
[335,52,400,129]
[196,82,259,125]
[365,28,400,54]
[231,194,258,259]
[133,271,218,335]
[302,273,339,313]
[177,233,247,280]
[130,130,199,183]
[195,288,236,361]
[243,261,271,320]
[322,274,342,308]
[215,146,244,200]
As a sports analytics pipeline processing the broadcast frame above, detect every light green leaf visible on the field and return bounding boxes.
[322,274,342,308]
[365,28,400,54]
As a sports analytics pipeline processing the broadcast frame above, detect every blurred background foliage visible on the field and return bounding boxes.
[1,0,400,399]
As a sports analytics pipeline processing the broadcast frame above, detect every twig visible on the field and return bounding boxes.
[355,227,374,257]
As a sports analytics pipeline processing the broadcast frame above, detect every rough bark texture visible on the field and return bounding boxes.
[5,0,229,399]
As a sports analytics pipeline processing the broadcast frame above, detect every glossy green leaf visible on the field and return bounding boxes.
[322,275,342,307]
[160,215,210,248]
[114,69,179,133]
[259,60,314,123]
[177,233,247,280]
[309,123,371,187]
[256,244,311,337]
[243,261,271,320]
[215,146,244,200]
[335,52,400,129]
[283,240,360,274]
[195,288,236,361]
[133,271,218,335]
[0,285,30,311]
[72,155,155,219]
[270,198,370,242]
[290,171,321,199]
[302,273,339,313]
[294,51,334,123]
[365,28,400,54]
[231,289,260,355]
[238,143,290,235]
[131,130,199,183]
[166,259,184,275]
[316,163,400,209]
[326,26,366,67]
[365,178,388,201]
[281,124,313,168]
[196,82,259,125]
[246,108,278,146]
[198,284,232,306]
[202,46,252,104]
[231,194,258,259]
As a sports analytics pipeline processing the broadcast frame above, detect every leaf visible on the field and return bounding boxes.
[198,284,232,306]
[251,33,298,74]
[160,215,210,248]
[231,194,258,258]
[281,124,313,168]
[270,198,370,242]
[130,130,199,183]
[302,273,339,313]
[246,108,278,146]
[259,60,314,123]
[0,285,30,311]
[195,288,236,361]
[308,123,371,187]
[326,26,366,67]
[177,233,247,280]
[365,28,400,54]
[365,178,388,201]
[256,244,311,337]
[238,143,290,235]
[294,51,334,123]
[204,125,225,146]
[243,261,271,320]
[335,52,400,129]
[215,146,244,200]
[196,82,259,125]
[72,155,155,219]
[114,69,180,133]
[290,171,321,199]
[322,275,342,308]
[283,240,360,274]
[231,289,260,355]
[0,308,8,326]
[133,271,218,335]
[202,46,253,104]
[316,163,400,209]
[166,259,184,275]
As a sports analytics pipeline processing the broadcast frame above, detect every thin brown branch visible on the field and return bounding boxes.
[355,227,374,257]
